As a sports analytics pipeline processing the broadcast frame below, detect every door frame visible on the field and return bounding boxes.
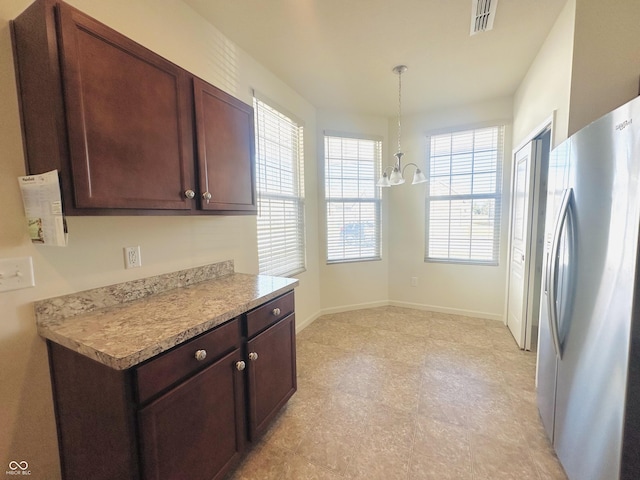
[504,114,555,350]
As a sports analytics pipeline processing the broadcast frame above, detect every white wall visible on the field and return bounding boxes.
[513,0,575,149]
[316,110,391,312]
[568,0,640,135]
[514,0,640,149]
[0,0,321,477]
[387,98,514,320]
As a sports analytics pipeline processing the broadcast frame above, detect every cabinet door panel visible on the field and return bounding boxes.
[246,314,297,440]
[58,4,193,209]
[138,349,245,480]
[194,78,256,212]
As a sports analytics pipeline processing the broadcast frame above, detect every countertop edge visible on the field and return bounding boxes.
[38,276,298,370]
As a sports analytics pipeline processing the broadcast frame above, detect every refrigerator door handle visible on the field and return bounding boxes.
[547,187,574,359]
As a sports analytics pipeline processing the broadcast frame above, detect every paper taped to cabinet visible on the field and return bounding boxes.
[18,170,67,246]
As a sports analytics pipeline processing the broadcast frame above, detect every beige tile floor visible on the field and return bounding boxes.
[225,306,567,480]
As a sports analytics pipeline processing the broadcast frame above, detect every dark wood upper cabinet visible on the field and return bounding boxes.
[194,78,257,213]
[57,4,193,210]
[11,0,256,215]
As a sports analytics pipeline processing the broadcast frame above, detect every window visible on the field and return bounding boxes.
[324,134,381,263]
[253,95,305,276]
[425,126,504,264]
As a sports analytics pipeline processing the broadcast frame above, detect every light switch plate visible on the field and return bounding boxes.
[0,257,35,293]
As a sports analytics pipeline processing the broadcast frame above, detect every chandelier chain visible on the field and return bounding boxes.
[377,64,427,187]
[397,69,402,155]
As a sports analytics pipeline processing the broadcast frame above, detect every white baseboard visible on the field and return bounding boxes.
[295,301,389,333]
[295,310,323,333]
[319,300,390,316]
[388,300,504,323]
[295,301,505,333]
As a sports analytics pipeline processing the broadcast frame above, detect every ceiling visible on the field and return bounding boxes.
[182,0,568,117]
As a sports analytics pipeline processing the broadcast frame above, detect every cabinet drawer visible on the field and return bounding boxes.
[136,318,241,403]
[245,291,294,338]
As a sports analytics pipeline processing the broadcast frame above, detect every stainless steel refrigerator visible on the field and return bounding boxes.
[537,95,640,480]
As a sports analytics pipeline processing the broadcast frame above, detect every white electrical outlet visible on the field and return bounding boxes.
[124,246,142,269]
[410,276,418,287]
[0,256,36,292]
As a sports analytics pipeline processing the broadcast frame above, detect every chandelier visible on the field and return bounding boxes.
[377,65,427,187]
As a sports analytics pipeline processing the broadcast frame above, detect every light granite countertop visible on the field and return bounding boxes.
[34,261,298,370]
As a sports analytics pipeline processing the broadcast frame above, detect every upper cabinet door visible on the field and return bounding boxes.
[193,78,257,213]
[57,3,194,210]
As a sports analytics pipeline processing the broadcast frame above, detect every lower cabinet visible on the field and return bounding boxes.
[47,292,296,480]
[247,314,297,440]
[138,350,246,480]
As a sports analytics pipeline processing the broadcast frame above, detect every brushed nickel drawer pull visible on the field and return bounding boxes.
[194,349,207,361]
[272,307,281,316]
[249,352,258,361]
[236,361,246,371]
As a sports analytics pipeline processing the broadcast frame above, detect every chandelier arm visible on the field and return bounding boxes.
[381,165,395,176]
[401,162,423,175]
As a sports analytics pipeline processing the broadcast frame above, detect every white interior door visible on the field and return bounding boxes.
[506,141,540,348]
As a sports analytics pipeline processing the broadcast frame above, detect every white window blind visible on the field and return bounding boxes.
[254,96,305,276]
[425,126,504,264]
[325,134,381,263]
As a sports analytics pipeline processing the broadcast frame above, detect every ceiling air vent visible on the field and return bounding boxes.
[470,0,498,35]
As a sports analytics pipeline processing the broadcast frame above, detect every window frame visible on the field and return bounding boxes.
[324,132,382,264]
[253,93,306,277]
[424,125,504,266]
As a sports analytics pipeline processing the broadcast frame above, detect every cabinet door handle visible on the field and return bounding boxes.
[194,349,207,361]
[235,361,246,371]
[184,189,195,199]
[202,191,212,203]
[249,352,258,361]
[272,307,281,316]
